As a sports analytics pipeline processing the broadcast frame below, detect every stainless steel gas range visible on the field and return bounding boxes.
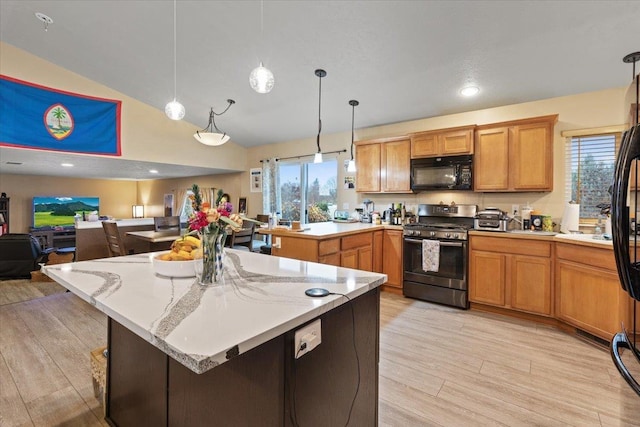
[403,203,477,309]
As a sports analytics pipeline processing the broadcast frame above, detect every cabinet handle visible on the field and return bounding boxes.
[610,329,640,396]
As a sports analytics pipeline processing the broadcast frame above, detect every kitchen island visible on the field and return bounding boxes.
[43,249,386,426]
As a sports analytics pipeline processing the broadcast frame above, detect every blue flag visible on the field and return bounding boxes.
[0,75,121,155]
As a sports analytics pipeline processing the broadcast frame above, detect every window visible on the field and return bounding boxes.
[565,132,619,220]
[278,158,337,223]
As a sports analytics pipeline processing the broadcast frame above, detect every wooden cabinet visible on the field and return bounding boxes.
[410,125,475,158]
[275,232,374,272]
[474,115,557,192]
[555,243,633,341]
[0,197,9,234]
[341,233,373,271]
[382,229,403,290]
[469,236,553,316]
[355,136,411,193]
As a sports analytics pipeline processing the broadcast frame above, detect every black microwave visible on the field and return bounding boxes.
[410,155,473,191]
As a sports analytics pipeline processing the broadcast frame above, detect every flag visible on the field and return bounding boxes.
[0,75,121,155]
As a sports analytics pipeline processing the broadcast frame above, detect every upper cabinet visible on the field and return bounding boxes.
[474,115,558,192]
[355,136,412,193]
[410,125,475,158]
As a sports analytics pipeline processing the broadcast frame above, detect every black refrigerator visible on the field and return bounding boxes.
[611,51,640,396]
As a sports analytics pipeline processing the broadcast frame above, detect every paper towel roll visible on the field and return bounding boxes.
[560,203,580,234]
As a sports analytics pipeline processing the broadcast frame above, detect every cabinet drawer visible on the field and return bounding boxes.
[319,238,340,256]
[342,233,372,250]
[556,243,615,271]
[470,236,551,257]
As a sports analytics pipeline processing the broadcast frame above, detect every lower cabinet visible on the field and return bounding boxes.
[469,236,553,316]
[382,229,403,290]
[555,243,631,340]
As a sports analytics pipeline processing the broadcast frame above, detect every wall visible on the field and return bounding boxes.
[136,173,243,218]
[0,174,138,232]
[243,86,628,224]
[0,42,248,172]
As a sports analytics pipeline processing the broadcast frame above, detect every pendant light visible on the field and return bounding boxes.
[165,0,185,120]
[193,100,236,146]
[347,100,359,172]
[249,0,274,93]
[314,69,326,163]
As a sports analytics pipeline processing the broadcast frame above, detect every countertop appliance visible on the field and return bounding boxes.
[410,155,473,191]
[474,207,508,232]
[361,199,374,223]
[611,52,640,396]
[403,203,477,309]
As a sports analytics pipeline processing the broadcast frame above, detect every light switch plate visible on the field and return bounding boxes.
[294,319,321,359]
[343,202,349,210]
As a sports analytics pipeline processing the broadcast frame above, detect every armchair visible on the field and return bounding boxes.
[0,233,54,279]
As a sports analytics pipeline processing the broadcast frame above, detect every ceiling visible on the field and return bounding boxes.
[1,0,639,180]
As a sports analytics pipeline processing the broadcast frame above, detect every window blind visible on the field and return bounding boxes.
[565,133,619,219]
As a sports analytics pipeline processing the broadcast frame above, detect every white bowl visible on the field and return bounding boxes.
[152,253,196,278]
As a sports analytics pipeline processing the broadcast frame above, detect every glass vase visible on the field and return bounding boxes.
[196,228,226,285]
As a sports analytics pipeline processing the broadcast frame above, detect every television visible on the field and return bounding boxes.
[33,196,99,229]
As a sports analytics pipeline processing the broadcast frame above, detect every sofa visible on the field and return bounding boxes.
[0,233,53,279]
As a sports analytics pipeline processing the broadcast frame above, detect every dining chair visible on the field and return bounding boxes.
[228,224,255,251]
[102,221,128,257]
[154,216,181,232]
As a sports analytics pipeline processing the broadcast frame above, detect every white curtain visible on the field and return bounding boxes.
[262,158,279,215]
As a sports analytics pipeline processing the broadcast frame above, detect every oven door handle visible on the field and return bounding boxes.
[404,238,464,247]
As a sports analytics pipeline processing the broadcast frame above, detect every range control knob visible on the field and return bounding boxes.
[445,232,451,238]
[429,231,436,237]
[414,230,421,236]
[452,233,459,239]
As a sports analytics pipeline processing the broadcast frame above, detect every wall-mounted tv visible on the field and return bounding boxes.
[33,196,99,229]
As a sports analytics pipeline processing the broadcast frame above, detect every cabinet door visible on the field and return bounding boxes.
[358,246,373,272]
[382,139,411,192]
[556,259,625,340]
[469,250,505,305]
[474,127,509,191]
[341,249,359,270]
[372,231,383,273]
[510,255,552,316]
[319,253,341,267]
[410,133,438,158]
[440,128,473,155]
[355,143,381,192]
[382,230,403,288]
[510,122,553,191]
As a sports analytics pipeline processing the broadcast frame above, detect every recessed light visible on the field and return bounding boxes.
[149,169,159,174]
[61,163,74,167]
[35,12,53,31]
[460,86,480,97]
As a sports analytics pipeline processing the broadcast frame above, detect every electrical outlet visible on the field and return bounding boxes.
[294,319,321,359]
[273,237,281,248]
[343,202,349,210]
[511,204,519,216]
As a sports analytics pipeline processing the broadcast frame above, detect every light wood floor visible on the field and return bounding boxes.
[1,292,639,426]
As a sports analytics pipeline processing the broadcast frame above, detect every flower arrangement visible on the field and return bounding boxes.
[187,184,243,285]
[187,184,244,234]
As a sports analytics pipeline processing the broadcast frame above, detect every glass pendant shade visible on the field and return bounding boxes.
[249,62,275,93]
[193,132,231,146]
[165,99,185,120]
[347,159,356,172]
[314,152,323,164]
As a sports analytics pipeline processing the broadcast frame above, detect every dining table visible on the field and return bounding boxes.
[125,229,182,252]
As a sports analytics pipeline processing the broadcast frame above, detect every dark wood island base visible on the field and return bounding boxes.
[105,287,380,426]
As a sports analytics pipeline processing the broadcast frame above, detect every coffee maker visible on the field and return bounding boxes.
[361,199,374,223]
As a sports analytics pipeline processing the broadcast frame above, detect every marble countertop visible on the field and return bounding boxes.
[43,250,386,374]
[470,229,614,249]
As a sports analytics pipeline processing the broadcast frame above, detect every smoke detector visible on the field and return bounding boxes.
[35,12,53,31]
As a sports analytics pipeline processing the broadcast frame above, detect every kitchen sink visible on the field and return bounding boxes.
[507,230,557,236]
